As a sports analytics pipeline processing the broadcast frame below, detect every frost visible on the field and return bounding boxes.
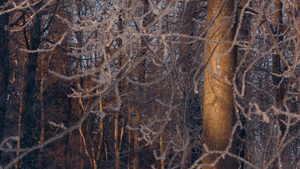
[1,0,299,168]
[91,110,106,118]
[92,74,111,84]
[49,121,67,130]
[153,150,166,160]
[0,136,19,149]
[249,103,270,123]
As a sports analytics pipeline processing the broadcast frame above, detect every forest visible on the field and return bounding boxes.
[0,0,299,169]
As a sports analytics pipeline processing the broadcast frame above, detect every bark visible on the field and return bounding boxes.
[127,114,131,169]
[114,113,121,169]
[273,0,286,136]
[0,0,10,164]
[114,12,124,169]
[21,12,42,168]
[15,60,26,169]
[272,1,289,168]
[133,114,140,169]
[202,0,236,168]
[38,55,46,169]
[273,0,284,103]
[96,99,104,168]
[160,133,164,169]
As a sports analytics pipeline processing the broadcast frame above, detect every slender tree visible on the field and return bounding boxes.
[20,12,42,169]
[0,0,10,164]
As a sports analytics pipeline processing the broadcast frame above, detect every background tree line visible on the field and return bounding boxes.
[0,0,299,168]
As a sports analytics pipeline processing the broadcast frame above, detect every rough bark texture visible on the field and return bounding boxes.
[202,0,236,168]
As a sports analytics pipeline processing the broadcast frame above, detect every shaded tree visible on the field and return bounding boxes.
[0,0,10,164]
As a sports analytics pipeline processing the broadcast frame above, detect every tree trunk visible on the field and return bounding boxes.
[15,59,26,169]
[96,98,104,168]
[114,113,120,169]
[202,0,236,168]
[272,1,284,168]
[133,113,140,169]
[114,11,124,169]
[38,54,46,169]
[273,0,286,135]
[21,12,42,169]
[127,114,131,169]
[160,133,164,169]
[0,0,10,164]
[273,1,284,102]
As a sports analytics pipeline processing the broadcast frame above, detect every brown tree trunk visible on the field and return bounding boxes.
[133,113,140,169]
[127,114,131,169]
[202,0,236,168]
[15,59,27,169]
[114,11,124,169]
[114,113,121,169]
[273,0,285,135]
[272,1,286,168]
[38,54,46,169]
[273,1,284,102]
[160,133,164,169]
[96,98,104,168]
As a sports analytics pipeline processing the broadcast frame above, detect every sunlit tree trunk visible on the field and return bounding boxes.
[202,0,236,168]
[127,116,131,169]
[78,54,85,169]
[96,98,104,168]
[160,133,164,169]
[113,67,126,169]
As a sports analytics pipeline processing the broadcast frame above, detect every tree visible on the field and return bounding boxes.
[0,0,10,165]
[202,0,236,168]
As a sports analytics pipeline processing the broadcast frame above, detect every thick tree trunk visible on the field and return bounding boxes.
[202,0,236,168]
